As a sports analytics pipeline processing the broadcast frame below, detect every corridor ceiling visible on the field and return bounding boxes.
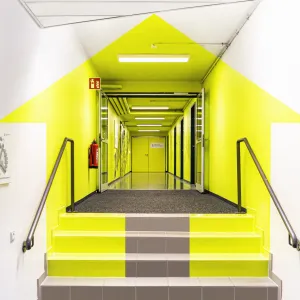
[19,0,261,135]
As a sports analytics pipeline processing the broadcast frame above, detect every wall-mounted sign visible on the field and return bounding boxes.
[150,143,164,148]
[0,133,10,185]
[89,78,101,90]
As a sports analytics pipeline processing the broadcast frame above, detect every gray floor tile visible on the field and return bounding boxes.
[138,237,166,253]
[126,218,141,231]
[136,286,168,300]
[268,287,279,300]
[126,261,137,277]
[166,237,189,253]
[168,261,189,277]
[169,286,201,300]
[235,287,268,300]
[42,286,70,300]
[71,286,102,300]
[103,287,135,300]
[199,278,233,287]
[126,237,138,253]
[202,287,234,300]
[231,277,277,287]
[137,261,167,277]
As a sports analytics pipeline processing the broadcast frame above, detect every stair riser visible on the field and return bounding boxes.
[58,216,125,231]
[190,237,262,253]
[53,235,261,254]
[190,216,254,232]
[48,259,268,277]
[59,215,254,233]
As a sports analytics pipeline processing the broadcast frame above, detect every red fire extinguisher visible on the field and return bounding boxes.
[89,139,99,169]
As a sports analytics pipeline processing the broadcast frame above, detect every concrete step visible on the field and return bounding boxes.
[40,276,279,300]
[47,253,269,277]
[58,213,255,233]
[52,230,262,254]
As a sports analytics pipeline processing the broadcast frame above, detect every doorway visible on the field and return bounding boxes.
[174,127,177,176]
[180,119,184,179]
[132,136,165,172]
[98,91,109,192]
[190,104,196,184]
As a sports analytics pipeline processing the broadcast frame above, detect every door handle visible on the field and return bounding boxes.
[145,154,149,156]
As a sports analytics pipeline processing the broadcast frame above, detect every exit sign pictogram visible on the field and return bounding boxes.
[89,78,101,90]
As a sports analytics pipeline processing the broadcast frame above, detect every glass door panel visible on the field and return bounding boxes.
[196,88,205,193]
[99,91,109,192]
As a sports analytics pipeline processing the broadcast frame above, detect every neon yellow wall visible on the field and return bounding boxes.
[204,60,300,250]
[168,99,196,182]
[1,61,99,249]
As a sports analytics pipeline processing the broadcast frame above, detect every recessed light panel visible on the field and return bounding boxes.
[118,55,190,63]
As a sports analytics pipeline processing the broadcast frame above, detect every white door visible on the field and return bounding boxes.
[196,88,205,193]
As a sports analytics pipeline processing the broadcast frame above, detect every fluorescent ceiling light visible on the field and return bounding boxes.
[135,117,165,120]
[138,130,160,132]
[137,125,162,127]
[132,106,169,110]
[101,107,108,110]
[118,55,190,63]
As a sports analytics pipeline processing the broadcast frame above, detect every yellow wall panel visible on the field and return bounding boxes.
[203,60,300,250]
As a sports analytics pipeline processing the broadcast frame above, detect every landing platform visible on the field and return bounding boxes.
[75,190,238,214]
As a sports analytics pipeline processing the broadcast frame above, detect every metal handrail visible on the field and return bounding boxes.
[22,138,75,252]
[237,137,300,250]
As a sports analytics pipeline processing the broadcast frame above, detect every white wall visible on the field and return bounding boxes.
[271,124,300,300]
[0,124,46,300]
[223,0,300,114]
[220,0,300,299]
[0,1,92,300]
[0,0,89,119]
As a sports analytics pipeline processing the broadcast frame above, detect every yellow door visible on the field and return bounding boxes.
[132,137,149,172]
[149,137,165,172]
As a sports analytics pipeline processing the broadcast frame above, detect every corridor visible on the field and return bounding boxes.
[109,172,194,190]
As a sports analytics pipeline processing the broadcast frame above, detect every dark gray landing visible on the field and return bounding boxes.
[75,190,238,214]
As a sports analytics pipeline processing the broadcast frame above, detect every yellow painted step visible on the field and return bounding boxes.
[47,253,125,277]
[52,231,125,253]
[190,214,254,232]
[57,213,125,231]
[190,232,262,253]
[190,253,269,277]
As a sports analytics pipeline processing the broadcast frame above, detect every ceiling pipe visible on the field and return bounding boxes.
[123,98,131,114]
[113,97,125,115]
[118,98,128,115]
[102,85,123,90]
[109,98,121,116]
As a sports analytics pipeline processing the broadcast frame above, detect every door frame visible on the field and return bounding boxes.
[174,127,177,176]
[190,103,196,184]
[195,88,205,193]
[180,118,184,180]
[98,90,109,192]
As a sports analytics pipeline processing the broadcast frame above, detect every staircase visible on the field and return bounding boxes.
[40,213,279,300]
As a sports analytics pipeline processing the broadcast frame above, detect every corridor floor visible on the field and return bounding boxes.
[109,172,193,190]
[75,190,238,214]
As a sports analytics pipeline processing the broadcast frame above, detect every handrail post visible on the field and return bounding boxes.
[70,139,75,212]
[237,141,242,213]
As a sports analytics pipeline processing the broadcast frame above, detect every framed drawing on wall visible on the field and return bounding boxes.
[0,133,10,185]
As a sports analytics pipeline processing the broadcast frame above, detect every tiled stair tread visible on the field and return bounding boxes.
[42,276,277,287]
[53,230,260,238]
[48,253,268,261]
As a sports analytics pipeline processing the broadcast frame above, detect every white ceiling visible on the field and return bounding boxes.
[21,0,258,29]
